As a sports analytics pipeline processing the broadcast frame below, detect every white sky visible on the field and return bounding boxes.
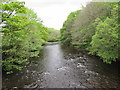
[18,0,92,30]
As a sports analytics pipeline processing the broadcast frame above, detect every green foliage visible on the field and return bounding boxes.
[71,2,111,46]
[61,2,119,64]
[1,0,49,74]
[48,28,60,42]
[60,10,80,45]
[88,3,119,64]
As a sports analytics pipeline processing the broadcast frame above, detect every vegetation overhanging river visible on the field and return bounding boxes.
[3,43,120,88]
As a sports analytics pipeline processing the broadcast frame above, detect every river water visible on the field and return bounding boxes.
[2,43,120,88]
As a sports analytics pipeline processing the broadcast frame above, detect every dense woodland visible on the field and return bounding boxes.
[1,0,119,74]
[61,2,119,64]
[1,0,60,74]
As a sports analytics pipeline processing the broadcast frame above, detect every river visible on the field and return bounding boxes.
[2,43,120,88]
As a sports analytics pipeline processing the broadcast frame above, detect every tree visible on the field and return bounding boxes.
[1,0,49,74]
[60,10,80,45]
[88,3,119,63]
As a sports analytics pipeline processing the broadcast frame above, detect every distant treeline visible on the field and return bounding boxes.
[60,2,119,64]
[48,28,60,42]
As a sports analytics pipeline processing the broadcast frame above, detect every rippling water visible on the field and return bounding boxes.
[2,43,120,88]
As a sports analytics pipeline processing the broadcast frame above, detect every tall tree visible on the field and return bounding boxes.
[1,0,49,74]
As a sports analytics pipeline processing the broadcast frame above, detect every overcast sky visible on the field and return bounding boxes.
[18,0,92,30]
